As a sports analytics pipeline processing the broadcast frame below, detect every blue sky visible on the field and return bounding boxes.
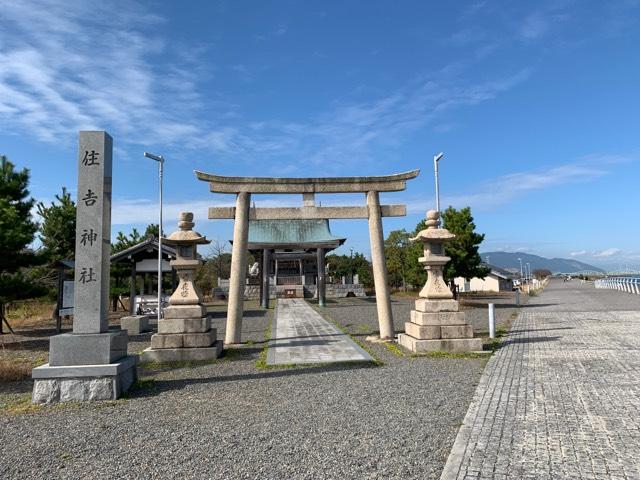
[1,0,639,270]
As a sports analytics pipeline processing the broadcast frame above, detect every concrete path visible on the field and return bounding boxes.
[442,280,640,480]
[266,298,373,366]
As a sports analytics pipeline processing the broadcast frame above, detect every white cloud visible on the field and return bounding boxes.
[0,0,232,150]
[569,250,587,257]
[0,0,534,171]
[404,153,634,214]
[111,196,306,226]
[594,248,621,258]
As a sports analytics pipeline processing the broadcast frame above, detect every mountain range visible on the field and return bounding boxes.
[479,251,605,274]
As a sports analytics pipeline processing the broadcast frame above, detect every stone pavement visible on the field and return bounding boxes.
[266,298,373,366]
[442,280,640,480]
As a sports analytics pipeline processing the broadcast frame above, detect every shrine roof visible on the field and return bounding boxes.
[110,236,177,263]
[243,219,346,250]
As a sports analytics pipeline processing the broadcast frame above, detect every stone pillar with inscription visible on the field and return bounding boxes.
[141,212,223,362]
[397,210,483,353]
[32,131,137,404]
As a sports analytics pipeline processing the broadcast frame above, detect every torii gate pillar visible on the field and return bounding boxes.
[226,191,251,345]
[367,191,394,340]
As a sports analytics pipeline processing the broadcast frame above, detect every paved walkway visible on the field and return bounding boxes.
[442,280,640,480]
[266,298,373,366]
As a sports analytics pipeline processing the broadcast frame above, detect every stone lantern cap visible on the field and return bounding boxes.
[164,212,210,246]
[410,210,455,243]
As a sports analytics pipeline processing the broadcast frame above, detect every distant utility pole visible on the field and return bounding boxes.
[350,247,354,284]
[518,257,523,283]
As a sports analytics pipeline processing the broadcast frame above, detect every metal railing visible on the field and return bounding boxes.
[595,277,640,294]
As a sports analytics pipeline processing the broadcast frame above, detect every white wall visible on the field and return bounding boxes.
[454,274,503,293]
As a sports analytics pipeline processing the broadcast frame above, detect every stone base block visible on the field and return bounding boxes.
[120,315,150,336]
[49,331,128,366]
[411,310,467,326]
[31,355,137,404]
[441,325,473,339]
[140,341,223,363]
[414,299,459,313]
[398,334,483,353]
[404,322,441,340]
[163,305,206,319]
[150,330,217,349]
[158,317,210,334]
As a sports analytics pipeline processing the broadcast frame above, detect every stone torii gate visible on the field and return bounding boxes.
[195,169,420,344]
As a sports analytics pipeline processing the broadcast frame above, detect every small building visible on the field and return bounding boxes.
[454,264,514,293]
[110,236,177,314]
[220,218,365,299]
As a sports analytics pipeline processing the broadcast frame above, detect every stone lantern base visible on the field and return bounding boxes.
[140,305,223,363]
[397,298,483,353]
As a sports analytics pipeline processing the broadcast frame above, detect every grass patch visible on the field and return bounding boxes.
[0,393,41,415]
[383,341,406,357]
[353,324,373,335]
[255,305,276,370]
[0,392,82,416]
[0,353,47,382]
[390,290,419,298]
[5,299,56,328]
[57,452,74,461]
[485,327,509,352]
[124,378,156,396]
[416,350,490,359]
[0,359,34,382]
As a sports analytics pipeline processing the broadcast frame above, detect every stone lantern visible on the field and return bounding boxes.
[413,210,457,301]
[397,210,482,353]
[165,212,209,307]
[141,212,223,362]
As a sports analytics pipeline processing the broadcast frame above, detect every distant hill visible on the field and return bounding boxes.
[479,251,605,274]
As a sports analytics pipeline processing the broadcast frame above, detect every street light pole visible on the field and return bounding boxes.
[527,262,531,284]
[518,257,523,284]
[144,152,164,324]
[350,247,354,284]
[433,152,444,223]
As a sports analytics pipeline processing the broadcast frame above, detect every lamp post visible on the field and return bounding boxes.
[350,247,354,284]
[518,257,523,285]
[144,152,164,323]
[433,152,444,223]
[526,262,531,284]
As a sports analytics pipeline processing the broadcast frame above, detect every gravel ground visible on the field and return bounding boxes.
[1,298,487,480]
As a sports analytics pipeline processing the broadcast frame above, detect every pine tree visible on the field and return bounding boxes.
[441,206,490,281]
[0,156,44,332]
[36,187,76,264]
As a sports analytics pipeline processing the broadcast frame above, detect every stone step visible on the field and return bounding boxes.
[414,298,459,312]
[410,310,467,326]
[397,334,483,353]
[141,341,223,363]
[158,317,210,334]
[150,330,218,349]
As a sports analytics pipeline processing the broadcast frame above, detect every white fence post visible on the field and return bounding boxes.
[488,303,495,339]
